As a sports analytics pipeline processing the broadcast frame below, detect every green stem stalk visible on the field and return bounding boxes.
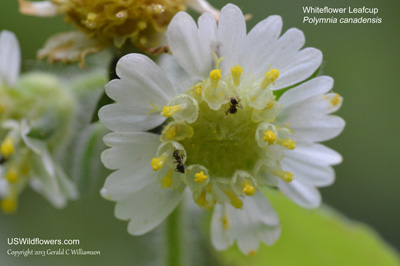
[166,203,183,266]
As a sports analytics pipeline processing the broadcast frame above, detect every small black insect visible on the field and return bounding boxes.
[226,97,243,115]
[173,150,185,173]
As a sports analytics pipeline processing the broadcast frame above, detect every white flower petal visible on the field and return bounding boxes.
[18,0,59,17]
[157,54,193,95]
[0,30,21,87]
[99,103,165,132]
[286,142,342,166]
[187,0,220,20]
[211,192,280,254]
[281,156,335,187]
[102,132,159,170]
[198,12,218,55]
[0,179,10,197]
[112,53,175,102]
[115,180,183,235]
[241,15,282,75]
[286,115,345,142]
[211,204,234,251]
[218,4,246,74]
[274,47,322,90]
[278,179,321,208]
[279,76,334,108]
[167,12,213,79]
[102,163,155,202]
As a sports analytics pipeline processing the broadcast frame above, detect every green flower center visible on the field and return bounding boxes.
[181,100,259,178]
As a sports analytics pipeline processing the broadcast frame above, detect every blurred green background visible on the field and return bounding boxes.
[0,0,399,265]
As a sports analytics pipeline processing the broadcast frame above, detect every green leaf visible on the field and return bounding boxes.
[217,190,400,266]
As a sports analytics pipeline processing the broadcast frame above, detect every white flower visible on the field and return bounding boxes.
[18,0,220,68]
[0,31,20,88]
[99,4,344,254]
[0,30,77,213]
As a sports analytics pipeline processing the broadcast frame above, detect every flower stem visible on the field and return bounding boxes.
[166,202,183,266]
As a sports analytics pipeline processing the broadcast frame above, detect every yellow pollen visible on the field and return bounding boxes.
[194,171,208,183]
[161,104,184,117]
[87,12,97,21]
[165,126,177,140]
[242,181,255,196]
[1,198,17,213]
[6,170,18,183]
[276,139,296,150]
[161,169,174,188]
[248,250,257,256]
[1,138,15,158]
[331,93,341,106]
[222,215,229,230]
[260,69,280,89]
[230,65,243,86]
[137,21,147,30]
[266,101,274,109]
[273,169,294,183]
[225,189,243,209]
[209,69,222,89]
[195,85,203,96]
[263,130,277,145]
[151,153,169,171]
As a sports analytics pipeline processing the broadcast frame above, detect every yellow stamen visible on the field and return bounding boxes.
[263,130,277,145]
[194,171,208,184]
[266,101,274,109]
[6,170,18,183]
[273,169,294,183]
[212,52,225,69]
[209,69,222,89]
[161,104,185,117]
[276,139,296,150]
[161,169,174,188]
[248,250,257,256]
[195,85,203,96]
[196,189,207,207]
[1,138,15,158]
[222,215,229,230]
[147,101,160,114]
[330,93,341,106]
[230,65,243,86]
[165,125,177,140]
[151,153,169,171]
[87,12,97,21]
[242,180,255,196]
[225,189,243,209]
[260,69,279,89]
[137,21,147,30]
[1,198,17,213]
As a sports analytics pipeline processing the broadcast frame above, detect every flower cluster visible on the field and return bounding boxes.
[18,0,219,67]
[0,31,77,213]
[99,4,344,254]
